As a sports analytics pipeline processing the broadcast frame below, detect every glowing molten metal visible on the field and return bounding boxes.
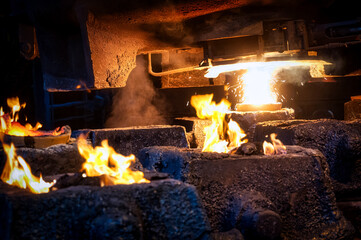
[77,135,149,185]
[0,140,54,193]
[263,133,287,155]
[239,66,278,105]
[0,97,64,137]
[205,60,330,107]
[191,94,247,153]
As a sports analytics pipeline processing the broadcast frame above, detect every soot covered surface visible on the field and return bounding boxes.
[0,179,210,240]
[138,146,354,239]
[252,119,361,193]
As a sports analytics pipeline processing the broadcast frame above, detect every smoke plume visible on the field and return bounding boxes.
[105,56,166,128]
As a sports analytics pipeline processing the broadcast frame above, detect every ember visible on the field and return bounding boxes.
[0,97,64,137]
[190,94,247,153]
[77,134,149,185]
[263,133,287,155]
[0,139,54,194]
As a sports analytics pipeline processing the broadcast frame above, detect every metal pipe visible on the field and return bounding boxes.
[147,53,209,77]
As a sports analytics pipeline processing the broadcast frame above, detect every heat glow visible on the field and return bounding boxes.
[77,135,149,186]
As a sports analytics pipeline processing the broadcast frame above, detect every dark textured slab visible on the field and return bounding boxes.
[251,119,361,191]
[338,201,361,237]
[345,99,361,120]
[0,179,210,240]
[138,146,354,239]
[90,125,189,156]
[229,108,295,133]
[173,117,211,148]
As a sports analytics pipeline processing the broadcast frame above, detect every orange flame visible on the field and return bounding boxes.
[263,133,287,155]
[0,97,63,137]
[0,140,54,193]
[77,135,149,185]
[191,94,247,153]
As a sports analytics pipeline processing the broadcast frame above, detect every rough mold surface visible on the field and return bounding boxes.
[251,119,361,191]
[138,146,354,239]
[338,201,361,237]
[83,13,152,88]
[345,99,361,120]
[90,125,189,156]
[229,108,295,134]
[211,228,244,240]
[174,117,212,148]
[0,179,210,240]
[228,190,282,240]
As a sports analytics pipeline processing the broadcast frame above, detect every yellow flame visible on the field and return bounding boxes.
[228,119,247,148]
[263,133,287,155]
[0,107,6,132]
[7,97,26,122]
[263,141,275,155]
[0,141,54,193]
[191,94,247,153]
[0,97,63,136]
[77,135,149,185]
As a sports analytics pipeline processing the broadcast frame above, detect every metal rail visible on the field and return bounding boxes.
[147,53,210,77]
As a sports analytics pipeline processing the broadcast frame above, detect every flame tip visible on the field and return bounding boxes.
[263,133,287,155]
[1,97,65,137]
[77,136,149,185]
